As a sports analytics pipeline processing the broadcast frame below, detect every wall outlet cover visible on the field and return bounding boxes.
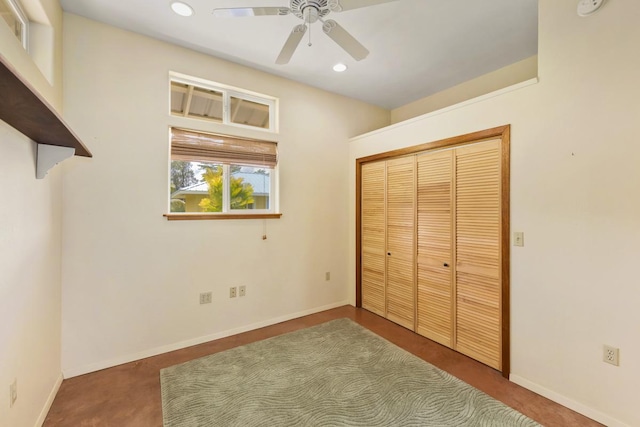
[603,345,620,366]
[199,292,212,304]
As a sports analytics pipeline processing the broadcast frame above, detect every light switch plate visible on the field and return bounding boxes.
[514,232,524,247]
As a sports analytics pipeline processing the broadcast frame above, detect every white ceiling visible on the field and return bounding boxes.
[59,0,538,109]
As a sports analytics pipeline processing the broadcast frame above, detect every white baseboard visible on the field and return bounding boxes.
[510,374,630,427]
[63,301,350,378]
[35,372,63,427]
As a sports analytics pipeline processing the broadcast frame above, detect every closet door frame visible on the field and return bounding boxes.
[355,125,511,378]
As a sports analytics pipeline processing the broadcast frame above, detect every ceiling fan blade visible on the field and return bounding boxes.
[213,7,290,18]
[276,24,307,65]
[329,0,399,12]
[322,20,369,61]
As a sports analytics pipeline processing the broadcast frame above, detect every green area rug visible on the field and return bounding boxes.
[160,318,539,426]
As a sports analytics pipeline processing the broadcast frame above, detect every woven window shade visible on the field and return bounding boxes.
[171,128,277,167]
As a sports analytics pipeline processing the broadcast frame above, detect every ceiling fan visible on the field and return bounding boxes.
[213,0,399,65]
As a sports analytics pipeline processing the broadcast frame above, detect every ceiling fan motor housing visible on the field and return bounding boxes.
[291,0,331,22]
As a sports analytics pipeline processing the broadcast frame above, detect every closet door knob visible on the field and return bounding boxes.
[387,252,391,256]
[443,263,449,267]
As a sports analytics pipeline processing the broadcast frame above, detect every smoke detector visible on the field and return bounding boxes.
[577,0,606,17]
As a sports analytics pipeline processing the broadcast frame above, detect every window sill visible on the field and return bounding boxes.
[164,213,282,221]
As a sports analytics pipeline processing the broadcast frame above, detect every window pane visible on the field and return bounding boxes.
[170,160,223,213]
[230,97,270,129]
[189,87,224,122]
[170,82,224,123]
[230,166,271,210]
[0,0,24,44]
[170,82,188,115]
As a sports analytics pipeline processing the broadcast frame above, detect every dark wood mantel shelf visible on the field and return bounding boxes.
[0,54,92,158]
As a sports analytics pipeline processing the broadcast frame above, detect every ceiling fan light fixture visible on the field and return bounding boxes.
[215,0,398,64]
[171,1,194,17]
[333,63,348,72]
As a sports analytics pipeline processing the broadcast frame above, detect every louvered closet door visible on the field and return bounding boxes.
[455,139,502,370]
[385,156,415,329]
[361,161,386,317]
[416,150,453,346]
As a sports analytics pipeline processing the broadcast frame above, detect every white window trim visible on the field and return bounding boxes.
[4,0,29,50]
[169,71,279,133]
[167,74,280,218]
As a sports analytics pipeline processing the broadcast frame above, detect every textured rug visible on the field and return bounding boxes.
[160,318,539,427]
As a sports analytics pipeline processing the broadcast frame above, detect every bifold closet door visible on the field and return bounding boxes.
[455,139,502,370]
[416,150,453,347]
[385,156,415,329]
[361,161,386,317]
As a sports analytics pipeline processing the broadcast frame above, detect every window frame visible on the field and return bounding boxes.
[167,162,279,218]
[184,162,276,215]
[166,73,280,220]
[169,72,278,133]
[1,0,29,50]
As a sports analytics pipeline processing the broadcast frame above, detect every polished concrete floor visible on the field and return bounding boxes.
[44,306,602,426]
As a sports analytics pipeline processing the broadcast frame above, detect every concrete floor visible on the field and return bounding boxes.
[44,306,602,426]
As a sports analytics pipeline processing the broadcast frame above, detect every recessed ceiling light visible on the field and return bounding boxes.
[171,2,194,17]
[333,63,347,72]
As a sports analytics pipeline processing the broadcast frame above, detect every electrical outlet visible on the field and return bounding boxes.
[199,292,212,305]
[325,272,331,281]
[9,379,17,408]
[239,286,246,297]
[230,287,237,298]
[603,345,620,366]
[514,231,524,247]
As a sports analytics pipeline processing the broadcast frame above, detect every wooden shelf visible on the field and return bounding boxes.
[0,54,92,158]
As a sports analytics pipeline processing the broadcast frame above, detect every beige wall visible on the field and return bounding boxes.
[349,1,639,426]
[391,55,538,124]
[60,14,389,377]
[0,1,64,425]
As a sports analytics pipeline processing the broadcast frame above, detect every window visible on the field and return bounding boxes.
[169,128,278,215]
[170,73,277,132]
[0,0,28,49]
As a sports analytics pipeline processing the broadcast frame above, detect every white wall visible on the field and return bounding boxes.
[349,1,640,426]
[0,125,64,427]
[60,14,389,377]
[0,1,64,426]
[390,55,538,124]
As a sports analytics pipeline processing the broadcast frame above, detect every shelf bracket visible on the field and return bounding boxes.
[36,144,75,179]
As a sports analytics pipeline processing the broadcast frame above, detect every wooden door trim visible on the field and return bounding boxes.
[356,162,363,307]
[355,125,511,378]
[500,125,511,377]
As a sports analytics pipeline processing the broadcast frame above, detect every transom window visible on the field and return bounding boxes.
[170,73,277,132]
[0,0,28,49]
[169,128,277,214]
